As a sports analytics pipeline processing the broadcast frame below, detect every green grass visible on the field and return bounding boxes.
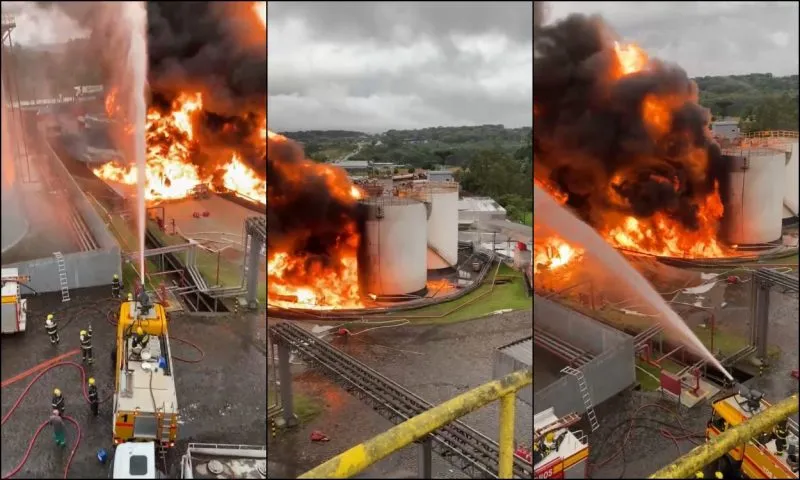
[149,220,267,303]
[396,263,531,325]
[268,388,323,425]
[518,211,533,226]
[636,357,684,391]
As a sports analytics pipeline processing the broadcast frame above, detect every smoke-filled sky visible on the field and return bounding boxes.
[267,1,532,133]
[543,1,799,77]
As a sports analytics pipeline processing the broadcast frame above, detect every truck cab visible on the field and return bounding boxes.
[112,442,162,479]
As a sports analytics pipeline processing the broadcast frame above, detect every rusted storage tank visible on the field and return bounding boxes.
[722,149,786,245]
[358,197,428,298]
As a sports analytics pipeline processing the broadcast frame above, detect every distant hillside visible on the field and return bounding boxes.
[695,73,798,131]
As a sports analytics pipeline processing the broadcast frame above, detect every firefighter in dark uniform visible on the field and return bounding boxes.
[111,273,120,298]
[87,377,99,416]
[52,388,65,416]
[45,314,59,345]
[775,420,788,456]
[111,274,121,298]
[80,329,93,364]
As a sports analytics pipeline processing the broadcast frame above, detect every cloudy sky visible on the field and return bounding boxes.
[543,1,799,78]
[267,1,532,133]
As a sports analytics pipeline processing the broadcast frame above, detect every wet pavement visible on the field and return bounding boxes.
[267,310,533,479]
[1,286,267,479]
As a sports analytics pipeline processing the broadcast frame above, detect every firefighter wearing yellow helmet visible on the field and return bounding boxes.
[45,313,59,345]
[88,377,99,416]
[52,388,65,415]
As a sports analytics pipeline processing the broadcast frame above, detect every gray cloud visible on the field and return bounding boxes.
[544,1,799,77]
[267,1,532,133]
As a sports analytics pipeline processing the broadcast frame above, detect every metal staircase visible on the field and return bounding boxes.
[561,366,599,432]
[53,251,70,302]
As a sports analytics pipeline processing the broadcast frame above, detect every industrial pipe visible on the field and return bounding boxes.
[299,369,532,479]
[648,394,799,479]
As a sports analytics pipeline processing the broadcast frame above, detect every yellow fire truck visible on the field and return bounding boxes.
[707,388,798,478]
[112,292,179,449]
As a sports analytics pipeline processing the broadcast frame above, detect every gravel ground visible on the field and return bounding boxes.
[267,310,533,479]
[1,286,267,479]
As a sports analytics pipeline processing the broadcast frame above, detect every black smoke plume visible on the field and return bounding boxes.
[533,11,725,230]
[267,135,359,265]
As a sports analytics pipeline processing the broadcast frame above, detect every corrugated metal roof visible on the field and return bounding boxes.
[498,336,532,366]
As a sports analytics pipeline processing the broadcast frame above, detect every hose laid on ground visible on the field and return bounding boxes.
[0,416,81,480]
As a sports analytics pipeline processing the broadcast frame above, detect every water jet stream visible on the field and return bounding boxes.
[534,185,734,381]
[121,2,149,285]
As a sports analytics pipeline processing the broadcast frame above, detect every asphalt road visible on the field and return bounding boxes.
[1,286,267,479]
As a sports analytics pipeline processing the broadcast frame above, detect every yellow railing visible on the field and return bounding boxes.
[299,369,532,479]
[649,394,799,479]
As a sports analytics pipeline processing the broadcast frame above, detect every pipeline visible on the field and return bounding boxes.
[648,394,799,478]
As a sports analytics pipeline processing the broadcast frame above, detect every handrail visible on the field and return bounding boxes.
[298,369,532,479]
[648,394,799,478]
[742,130,799,139]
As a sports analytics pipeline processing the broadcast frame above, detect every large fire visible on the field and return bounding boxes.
[267,130,365,310]
[92,91,266,205]
[534,235,584,274]
[534,35,731,260]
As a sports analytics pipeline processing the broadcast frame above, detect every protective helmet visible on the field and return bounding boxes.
[89,377,95,385]
[545,432,555,444]
[47,313,54,321]
[715,472,723,479]
[695,472,704,478]
[54,388,61,396]
[136,327,144,336]
[113,274,119,280]
[128,293,133,301]
[80,330,87,336]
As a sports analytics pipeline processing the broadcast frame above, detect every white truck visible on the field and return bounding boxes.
[112,442,266,479]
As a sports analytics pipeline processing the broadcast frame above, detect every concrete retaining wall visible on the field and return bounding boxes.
[493,340,533,407]
[3,137,121,293]
[534,296,636,418]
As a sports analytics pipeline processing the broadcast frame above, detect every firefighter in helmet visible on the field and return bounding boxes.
[111,274,121,298]
[80,329,93,364]
[45,314,59,345]
[52,388,65,415]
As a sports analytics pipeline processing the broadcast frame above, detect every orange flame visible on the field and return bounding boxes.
[613,41,648,77]
[93,93,266,205]
[534,236,584,273]
[254,2,266,28]
[266,128,368,310]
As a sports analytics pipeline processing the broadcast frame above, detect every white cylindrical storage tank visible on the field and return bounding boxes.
[358,197,428,297]
[1,77,30,254]
[722,150,786,245]
[783,140,799,222]
[413,184,460,270]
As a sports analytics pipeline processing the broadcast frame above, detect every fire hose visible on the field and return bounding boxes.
[1,362,95,479]
[1,416,81,480]
[2,314,205,478]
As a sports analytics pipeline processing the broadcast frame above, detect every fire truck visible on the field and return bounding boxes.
[534,408,589,479]
[707,388,799,478]
[112,292,179,449]
[1,268,28,334]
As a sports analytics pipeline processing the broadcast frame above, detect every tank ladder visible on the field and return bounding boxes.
[53,251,70,303]
[561,366,599,432]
